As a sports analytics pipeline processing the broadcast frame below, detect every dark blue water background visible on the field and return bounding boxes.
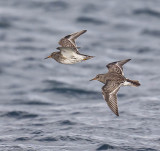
[0,0,160,150]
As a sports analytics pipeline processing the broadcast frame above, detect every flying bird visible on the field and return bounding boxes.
[45,30,94,64]
[90,59,140,116]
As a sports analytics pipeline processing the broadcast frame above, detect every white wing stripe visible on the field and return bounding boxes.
[115,63,124,75]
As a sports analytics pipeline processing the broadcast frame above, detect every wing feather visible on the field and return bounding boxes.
[102,81,122,116]
[58,30,87,51]
[106,59,131,75]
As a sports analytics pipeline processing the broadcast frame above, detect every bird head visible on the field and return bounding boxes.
[90,74,107,84]
[90,74,103,81]
[44,52,56,59]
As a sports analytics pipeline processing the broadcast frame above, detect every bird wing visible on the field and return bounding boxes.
[106,59,131,75]
[58,30,87,52]
[56,47,78,58]
[102,81,122,116]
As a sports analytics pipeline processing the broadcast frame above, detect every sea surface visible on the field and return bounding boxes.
[0,0,160,150]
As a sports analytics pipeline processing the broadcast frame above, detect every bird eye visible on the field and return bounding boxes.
[96,75,99,78]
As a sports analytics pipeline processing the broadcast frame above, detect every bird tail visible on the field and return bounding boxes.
[126,79,140,87]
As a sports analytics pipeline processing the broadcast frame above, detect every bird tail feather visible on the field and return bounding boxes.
[126,79,140,87]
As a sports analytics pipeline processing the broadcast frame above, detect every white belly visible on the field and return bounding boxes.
[61,52,85,64]
[61,57,84,64]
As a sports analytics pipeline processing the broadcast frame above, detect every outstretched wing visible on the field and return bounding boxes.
[106,59,131,75]
[58,30,87,51]
[102,81,122,116]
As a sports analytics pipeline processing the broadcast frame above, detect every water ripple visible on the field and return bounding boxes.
[0,15,18,29]
[39,79,100,98]
[141,29,160,37]
[2,111,38,119]
[0,21,11,28]
[44,1,69,12]
[58,120,76,126]
[37,137,58,142]
[42,87,98,96]
[31,130,43,135]
[96,144,115,150]
[133,9,160,18]
[15,137,30,141]
[12,99,52,106]
[82,4,99,13]
[58,135,93,142]
[76,16,106,25]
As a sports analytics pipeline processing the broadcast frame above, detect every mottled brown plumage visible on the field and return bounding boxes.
[58,30,87,51]
[45,30,94,64]
[90,59,140,116]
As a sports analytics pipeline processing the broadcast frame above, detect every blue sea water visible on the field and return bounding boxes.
[0,0,160,150]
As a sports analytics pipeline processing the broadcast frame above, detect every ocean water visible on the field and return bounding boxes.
[0,0,160,150]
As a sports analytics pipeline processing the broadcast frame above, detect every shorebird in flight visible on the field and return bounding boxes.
[90,59,140,116]
[45,30,94,64]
